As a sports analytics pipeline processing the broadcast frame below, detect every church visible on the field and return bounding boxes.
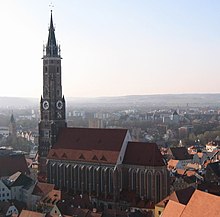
[38,11,169,206]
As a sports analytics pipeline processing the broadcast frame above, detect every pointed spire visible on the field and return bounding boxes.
[46,10,59,57]
[10,113,15,124]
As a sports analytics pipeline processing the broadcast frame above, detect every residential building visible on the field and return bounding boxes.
[155,186,195,217]
[162,190,220,217]
[0,201,19,216]
[167,147,193,168]
[4,171,34,202]
[0,180,11,201]
[0,151,29,178]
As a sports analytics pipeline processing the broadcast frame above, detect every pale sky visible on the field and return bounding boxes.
[0,0,220,98]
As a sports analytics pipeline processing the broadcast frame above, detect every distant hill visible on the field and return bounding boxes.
[0,97,38,109]
[67,93,220,108]
[1,94,220,108]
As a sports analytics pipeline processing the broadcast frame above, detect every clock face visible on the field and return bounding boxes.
[56,100,63,109]
[43,100,49,110]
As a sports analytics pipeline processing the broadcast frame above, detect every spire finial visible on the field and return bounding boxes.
[45,4,60,57]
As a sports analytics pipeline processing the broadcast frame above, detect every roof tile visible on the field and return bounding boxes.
[123,142,165,166]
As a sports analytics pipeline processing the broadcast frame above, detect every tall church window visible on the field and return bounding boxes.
[140,171,145,197]
[105,168,109,194]
[93,167,97,193]
[54,163,58,187]
[101,168,105,192]
[66,165,71,191]
[97,167,101,194]
[128,168,132,190]
[132,170,136,191]
[109,169,113,193]
[74,165,79,190]
[89,167,93,192]
[147,172,152,199]
[59,164,64,189]
[119,168,123,191]
[51,163,56,184]
[81,166,86,192]
[71,166,74,189]
[156,172,161,202]
[122,168,129,190]
[86,167,89,192]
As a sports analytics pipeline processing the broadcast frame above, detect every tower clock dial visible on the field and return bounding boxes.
[56,100,63,109]
[43,100,49,110]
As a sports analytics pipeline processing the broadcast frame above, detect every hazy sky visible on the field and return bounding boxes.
[0,0,220,98]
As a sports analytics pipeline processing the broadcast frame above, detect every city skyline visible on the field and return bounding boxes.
[0,0,220,98]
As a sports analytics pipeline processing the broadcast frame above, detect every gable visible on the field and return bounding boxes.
[48,149,119,164]
[0,180,10,192]
[6,205,18,216]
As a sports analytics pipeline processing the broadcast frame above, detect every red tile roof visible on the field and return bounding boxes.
[41,189,61,206]
[122,142,165,166]
[0,154,29,177]
[169,147,193,160]
[156,186,195,208]
[32,182,55,197]
[180,190,220,217]
[53,128,128,151]
[162,189,220,217]
[168,159,179,169]
[162,200,185,217]
[48,128,128,164]
[19,210,45,217]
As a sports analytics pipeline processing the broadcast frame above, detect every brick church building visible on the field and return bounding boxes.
[38,11,169,206]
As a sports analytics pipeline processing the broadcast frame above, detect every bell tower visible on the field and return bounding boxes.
[38,11,66,181]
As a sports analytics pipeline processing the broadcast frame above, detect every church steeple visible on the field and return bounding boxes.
[45,10,60,57]
[38,11,66,182]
